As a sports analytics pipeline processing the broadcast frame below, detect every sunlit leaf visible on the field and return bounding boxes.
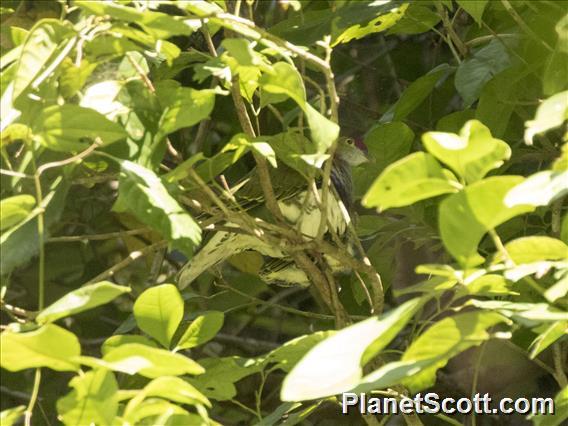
[113,161,201,256]
[387,4,439,35]
[281,298,425,401]
[399,311,506,391]
[363,152,459,211]
[80,80,126,119]
[0,324,80,372]
[57,369,118,426]
[125,376,210,417]
[0,406,25,426]
[354,122,414,197]
[175,311,224,351]
[524,91,568,145]
[155,81,217,139]
[134,284,184,348]
[422,120,511,183]
[37,281,131,324]
[531,387,568,426]
[334,3,408,44]
[259,62,338,152]
[76,1,194,38]
[502,236,568,264]
[187,356,260,401]
[101,334,159,356]
[33,104,127,152]
[439,176,535,266]
[504,170,568,207]
[468,300,568,324]
[103,343,204,378]
[529,321,568,358]
[0,177,69,276]
[256,331,333,373]
[12,19,74,99]
[0,195,35,231]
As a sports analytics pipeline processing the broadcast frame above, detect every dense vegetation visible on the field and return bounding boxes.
[1,1,567,425]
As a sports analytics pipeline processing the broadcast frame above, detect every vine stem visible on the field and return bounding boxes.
[25,138,102,425]
[552,344,568,388]
[24,369,42,426]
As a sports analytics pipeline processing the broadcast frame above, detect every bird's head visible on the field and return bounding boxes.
[335,136,369,167]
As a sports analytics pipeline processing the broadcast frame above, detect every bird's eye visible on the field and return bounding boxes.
[346,138,354,145]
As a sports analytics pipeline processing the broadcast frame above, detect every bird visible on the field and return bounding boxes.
[177,136,368,289]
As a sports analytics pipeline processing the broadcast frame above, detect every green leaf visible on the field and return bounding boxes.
[334,3,408,44]
[101,334,159,356]
[422,120,512,183]
[362,152,459,211]
[76,1,193,39]
[265,131,319,177]
[529,321,568,358]
[0,324,80,372]
[80,80,126,118]
[134,284,184,348]
[36,281,130,324]
[475,66,521,138]
[256,331,332,373]
[524,91,568,145]
[0,194,35,231]
[102,343,204,378]
[187,356,260,401]
[381,64,452,122]
[532,387,568,426]
[356,311,506,393]
[280,298,425,401]
[387,4,440,35]
[125,376,210,417]
[113,161,201,256]
[259,62,305,106]
[1,177,69,276]
[124,400,190,425]
[504,170,568,207]
[175,311,224,350]
[222,38,258,66]
[166,134,251,183]
[250,142,277,168]
[503,236,568,264]
[462,274,516,297]
[456,0,488,25]
[367,122,415,171]
[33,104,127,152]
[155,81,217,138]
[400,311,506,391]
[354,122,414,197]
[436,109,476,133]
[557,14,568,53]
[468,300,568,324]
[0,406,25,426]
[304,103,340,153]
[455,39,511,107]
[12,19,73,99]
[259,62,338,153]
[543,48,568,96]
[439,176,535,266]
[57,369,118,426]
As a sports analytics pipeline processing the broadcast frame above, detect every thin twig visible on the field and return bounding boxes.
[47,228,150,243]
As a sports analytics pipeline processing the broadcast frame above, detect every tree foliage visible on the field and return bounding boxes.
[1,1,567,425]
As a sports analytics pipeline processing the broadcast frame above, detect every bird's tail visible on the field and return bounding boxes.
[177,231,243,289]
